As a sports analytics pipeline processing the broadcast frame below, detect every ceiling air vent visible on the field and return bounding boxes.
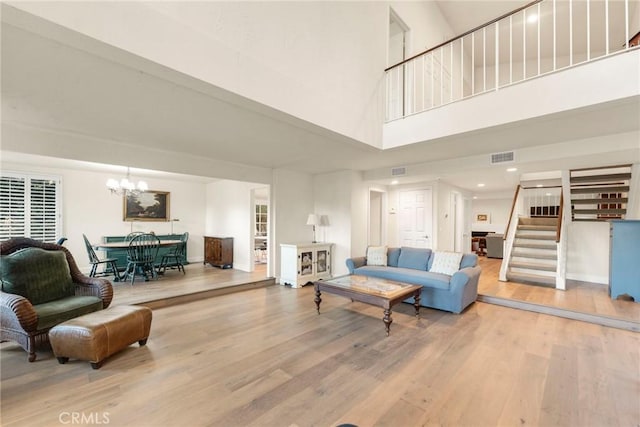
[391,166,407,176]
[490,151,515,164]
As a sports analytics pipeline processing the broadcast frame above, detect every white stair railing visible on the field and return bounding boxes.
[386,0,639,121]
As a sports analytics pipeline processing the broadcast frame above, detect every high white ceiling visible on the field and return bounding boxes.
[1,2,639,196]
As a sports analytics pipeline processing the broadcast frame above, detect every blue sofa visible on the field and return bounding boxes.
[345,247,481,314]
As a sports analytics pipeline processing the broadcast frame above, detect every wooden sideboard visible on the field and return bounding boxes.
[204,236,233,269]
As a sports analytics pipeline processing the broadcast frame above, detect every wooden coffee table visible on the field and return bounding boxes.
[314,275,422,336]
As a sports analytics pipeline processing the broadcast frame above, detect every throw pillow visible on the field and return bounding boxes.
[429,251,463,276]
[387,247,401,267]
[366,246,387,266]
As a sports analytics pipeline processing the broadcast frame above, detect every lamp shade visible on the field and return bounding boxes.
[306,214,319,226]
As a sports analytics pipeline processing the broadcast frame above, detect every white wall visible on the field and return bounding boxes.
[1,161,207,274]
[313,170,356,278]
[8,1,390,148]
[206,179,267,272]
[471,197,511,234]
[566,221,610,284]
[272,169,315,281]
[390,1,455,57]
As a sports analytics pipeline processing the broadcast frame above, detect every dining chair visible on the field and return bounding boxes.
[158,232,189,275]
[82,234,121,281]
[124,233,161,284]
[126,231,145,241]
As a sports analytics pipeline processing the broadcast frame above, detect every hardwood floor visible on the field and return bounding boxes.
[2,283,638,427]
[111,263,271,307]
[2,259,639,426]
[477,257,640,329]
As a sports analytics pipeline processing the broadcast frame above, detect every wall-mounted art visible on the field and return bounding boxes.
[476,213,490,222]
[123,190,170,222]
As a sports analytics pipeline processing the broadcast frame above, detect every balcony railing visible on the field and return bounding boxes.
[385,0,639,121]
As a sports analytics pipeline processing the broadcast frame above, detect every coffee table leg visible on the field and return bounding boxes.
[414,291,421,318]
[383,309,392,336]
[314,288,322,314]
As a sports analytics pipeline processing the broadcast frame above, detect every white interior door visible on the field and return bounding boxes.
[399,189,433,248]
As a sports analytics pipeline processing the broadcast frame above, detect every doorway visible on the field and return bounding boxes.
[388,8,409,119]
[251,186,270,274]
[398,189,433,248]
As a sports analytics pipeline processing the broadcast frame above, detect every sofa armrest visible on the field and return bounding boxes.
[74,277,114,309]
[345,256,367,274]
[450,266,482,293]
[0,291,38,332]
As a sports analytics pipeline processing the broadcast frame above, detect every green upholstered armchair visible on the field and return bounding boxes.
[1,238,113,362]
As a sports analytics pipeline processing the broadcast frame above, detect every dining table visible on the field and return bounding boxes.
[93,239,183,281]
[93,240,182,250]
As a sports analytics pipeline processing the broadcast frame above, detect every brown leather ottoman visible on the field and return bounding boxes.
[49,305,152,369]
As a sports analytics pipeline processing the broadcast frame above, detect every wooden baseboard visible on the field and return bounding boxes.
[477,293,639,332]
[134,278,276,310]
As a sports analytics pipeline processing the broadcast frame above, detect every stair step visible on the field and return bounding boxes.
[573,209,627,215]
[518,217,558,226]
[571,185,630,194]
[570,173,631,183]
[513,242,557,250]
[515,233,556,241]
[517,225,557,231]
[506,271,556,287]
[511,252,558,260]
[510,261,557,272]
[571,197,628,204]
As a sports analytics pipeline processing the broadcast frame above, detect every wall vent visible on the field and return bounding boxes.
[490,151,515,164]
[391,166,407,176]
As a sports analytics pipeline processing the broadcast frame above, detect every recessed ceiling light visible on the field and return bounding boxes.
[391,180,399,185]
[477,183,485,187]
[473,196,478,199]
[506,167,518,172]
[527,13,538,23]
[545,193,552,196]
[536,184,543,188]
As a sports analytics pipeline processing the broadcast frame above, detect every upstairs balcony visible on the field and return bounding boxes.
[384,0,640,148]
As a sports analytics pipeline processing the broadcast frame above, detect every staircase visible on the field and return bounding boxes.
[570,164,632,221]
[506,217,558,287]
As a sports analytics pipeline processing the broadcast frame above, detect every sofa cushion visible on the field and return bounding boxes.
[460,253,479,269]
[397,247,431,270]
[387,247,401,267]
[366,246,387,266]
[430,251,463,275]
[0,248,74,305]
[34,296,104,330]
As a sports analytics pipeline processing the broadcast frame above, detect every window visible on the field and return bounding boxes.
[0,172,61,242]
[255,204,267,236]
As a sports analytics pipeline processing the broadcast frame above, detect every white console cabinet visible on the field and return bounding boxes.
[280,243,333,288]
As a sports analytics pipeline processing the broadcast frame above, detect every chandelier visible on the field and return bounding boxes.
[106,167,148,196]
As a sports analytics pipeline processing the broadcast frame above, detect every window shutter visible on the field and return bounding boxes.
[0,176,26,240]
[0,173,60,242]
[29,178,58,242]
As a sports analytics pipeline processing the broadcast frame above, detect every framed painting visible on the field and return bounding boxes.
[123,190,170,222]
[476,213,490,222]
